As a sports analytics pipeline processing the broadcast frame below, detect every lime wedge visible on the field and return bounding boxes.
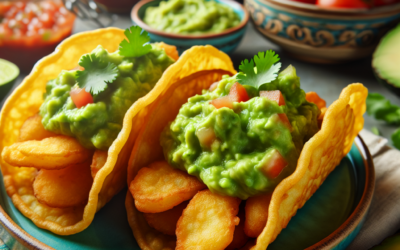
[0,59,19,101]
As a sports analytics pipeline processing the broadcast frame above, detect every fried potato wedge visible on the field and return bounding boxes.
[144,201,188,236]
[90,150,108,178]
[176,190,240,250]
[18,114,57,142]
[129,161,206,213]
[244,193,272,238]
[227,207,249,250]
[2,136,92,170]
[33,160,93,208]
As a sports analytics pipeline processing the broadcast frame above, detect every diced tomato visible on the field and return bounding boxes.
[70,88,94,108]
[229,82,250,103]
[278,113,293,132]
[211,96,233,109]
[316,0,370,8]
[260,149,288,179]
[211,83,249,109]
[260,90,285,106]
[209,81,219,91]
[196,127,216,148]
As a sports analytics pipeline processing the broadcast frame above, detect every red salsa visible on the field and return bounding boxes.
[0,0,75,72]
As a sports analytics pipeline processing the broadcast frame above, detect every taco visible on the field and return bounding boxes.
[125,51,367,249]
[0,27,236,235]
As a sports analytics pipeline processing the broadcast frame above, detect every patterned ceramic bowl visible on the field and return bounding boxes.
[131,0,249,55]
[245,0,400,63]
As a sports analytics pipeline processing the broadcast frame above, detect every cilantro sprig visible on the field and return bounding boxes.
[366,93,400,149]
[76,26,152,95]
[76,54,119,95]
[237,50,282,90]
[119,26,152,58]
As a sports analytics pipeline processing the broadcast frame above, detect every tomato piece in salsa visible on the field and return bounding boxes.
[211,82,249,109]
[278,113,293,132]
[260,90,285,106]
[196,127,216,148]
[70,88,94,108]
[0,0,75,72]
[260,149,288,179]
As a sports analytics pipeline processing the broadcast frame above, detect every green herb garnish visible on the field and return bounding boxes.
[119,26,152,58]
[76,26,152,95]
[366,93,400,149]
[237,50,281,90]
[76,54,119,95]
[366,93,400,125]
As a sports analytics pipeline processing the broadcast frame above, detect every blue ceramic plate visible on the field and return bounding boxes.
[0,136,374,250]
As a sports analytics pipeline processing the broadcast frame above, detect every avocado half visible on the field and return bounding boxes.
[372,23,400,96]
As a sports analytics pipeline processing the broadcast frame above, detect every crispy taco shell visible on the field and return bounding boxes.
[0,28,235,235]
[125,65,367,249]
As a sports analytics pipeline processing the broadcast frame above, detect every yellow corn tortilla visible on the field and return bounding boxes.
[0,27,236,235]
[125,62,367,249]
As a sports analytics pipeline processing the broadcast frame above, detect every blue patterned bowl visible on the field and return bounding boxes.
[131,0,249,55]
[245,0,400,63]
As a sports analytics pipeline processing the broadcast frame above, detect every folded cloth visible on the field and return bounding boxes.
[348,129,400,250]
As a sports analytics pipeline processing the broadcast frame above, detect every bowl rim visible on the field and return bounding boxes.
[131,0,249,39]
[0,135,374,249]
[307,135,375,249]
[266,0,400,15]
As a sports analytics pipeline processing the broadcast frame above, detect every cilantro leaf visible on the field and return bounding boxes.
[366,93,400,125]
[237,50,281,89]
[76,54,119,95]
[119,26,152,58]
[392,128,400,150]
[366,93,400,149]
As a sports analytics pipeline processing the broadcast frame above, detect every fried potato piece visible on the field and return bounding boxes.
[2,136,92,170]
[90,150,108,178]
[227,207,249,250]
[244,193,272,238]
[33,160,93,208]
[306,92,326,109]
[176,190,240,250]
[129,161,206,213]
[156,42,179,61]
[144,201,188,236]
[18,114,57,142]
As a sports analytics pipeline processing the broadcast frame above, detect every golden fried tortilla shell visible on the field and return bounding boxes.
[0,26,235,235]
[251,83,367,249]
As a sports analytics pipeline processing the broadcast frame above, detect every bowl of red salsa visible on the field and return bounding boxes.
[0,0,75,73]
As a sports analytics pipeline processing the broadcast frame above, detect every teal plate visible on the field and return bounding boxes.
[0,136,374,250]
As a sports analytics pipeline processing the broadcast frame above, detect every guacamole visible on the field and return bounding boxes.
[160,66,320,199]
[40,44,175,150]
[143,0,241,35]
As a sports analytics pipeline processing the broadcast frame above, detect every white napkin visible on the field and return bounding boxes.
[347,129,400,249]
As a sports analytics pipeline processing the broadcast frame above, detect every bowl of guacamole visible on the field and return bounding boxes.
[131,0,249,54]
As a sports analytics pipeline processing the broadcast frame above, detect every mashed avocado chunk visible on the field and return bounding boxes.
[143,0,241,35]
[40,44,175,150]
[160,66,320,199]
